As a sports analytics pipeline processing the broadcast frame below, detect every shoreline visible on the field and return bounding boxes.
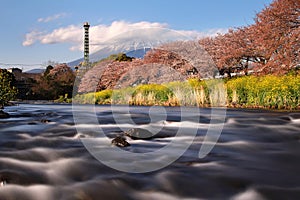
[8,100,300,113]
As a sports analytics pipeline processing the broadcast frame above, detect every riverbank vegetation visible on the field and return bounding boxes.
[31,64,75,100]
[0,69,17,108]
[73,74,300,110]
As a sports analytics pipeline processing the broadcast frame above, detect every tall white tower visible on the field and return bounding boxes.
[83,22,90,70]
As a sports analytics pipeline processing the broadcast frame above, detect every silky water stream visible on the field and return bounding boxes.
[0,104,299,200]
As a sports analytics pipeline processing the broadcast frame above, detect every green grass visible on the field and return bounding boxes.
[74,74,300,110]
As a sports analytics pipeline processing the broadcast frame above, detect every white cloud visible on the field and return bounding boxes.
[23,20,227,54]
[37,13,67,23]
[179,28,227,39]
[40,25,82,44]
[22,30,44,46]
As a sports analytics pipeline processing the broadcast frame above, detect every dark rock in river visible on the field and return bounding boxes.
[41,119,51,123]
[111,136,130,147]
[0,110,10,119]
[124,128,154,140]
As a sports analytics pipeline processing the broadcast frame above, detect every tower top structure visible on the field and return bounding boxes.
[84,22,90,28]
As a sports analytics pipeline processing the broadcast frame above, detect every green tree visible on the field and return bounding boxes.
[114,53,133,62]
[0,69,17,108]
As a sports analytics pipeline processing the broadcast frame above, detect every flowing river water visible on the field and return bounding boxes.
[0,104,299,200]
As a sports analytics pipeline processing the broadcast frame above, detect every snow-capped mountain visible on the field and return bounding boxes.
[68,27,192,67]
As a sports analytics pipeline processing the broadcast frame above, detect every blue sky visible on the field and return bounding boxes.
[0,0,273,70]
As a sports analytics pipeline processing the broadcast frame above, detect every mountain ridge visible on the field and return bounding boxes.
[68,48,151,68]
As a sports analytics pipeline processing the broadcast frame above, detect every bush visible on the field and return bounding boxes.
[132,84,172,105]
[95,90,113,104]
[226,75,300,109]
[0,69,17,108]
